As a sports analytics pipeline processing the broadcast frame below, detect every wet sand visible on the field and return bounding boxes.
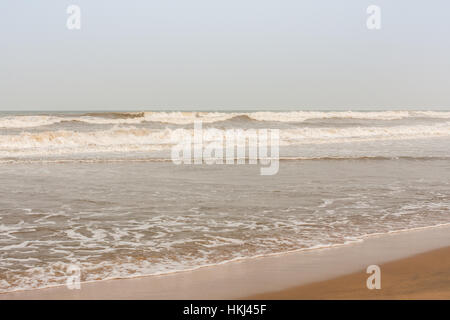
[245,246,450,299]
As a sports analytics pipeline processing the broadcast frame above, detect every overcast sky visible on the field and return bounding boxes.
[1,0,449,111]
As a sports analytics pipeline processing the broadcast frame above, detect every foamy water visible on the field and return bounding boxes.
[0,111,449,293]
[0,111,450,159]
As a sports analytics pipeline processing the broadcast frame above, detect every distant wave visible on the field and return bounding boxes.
[245,110,450,122]
[1,111,450,128]
[82,112,145,119]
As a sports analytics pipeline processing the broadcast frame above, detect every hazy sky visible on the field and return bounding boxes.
[1,0,449,111]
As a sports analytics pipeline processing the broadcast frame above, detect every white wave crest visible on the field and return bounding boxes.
[1,111,450,128]
[0,122,449,158]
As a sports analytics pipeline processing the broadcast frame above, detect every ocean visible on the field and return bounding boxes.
[0,110,449,292]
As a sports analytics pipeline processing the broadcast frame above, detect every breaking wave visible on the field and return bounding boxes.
[2,111,450,128]
[0,122,449,158]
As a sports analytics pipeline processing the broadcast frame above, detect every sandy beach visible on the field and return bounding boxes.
[2,1,450,311]
[245,246,450,300]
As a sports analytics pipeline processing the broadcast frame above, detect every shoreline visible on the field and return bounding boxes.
[1,224,449,299]
[2,222,450,296]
